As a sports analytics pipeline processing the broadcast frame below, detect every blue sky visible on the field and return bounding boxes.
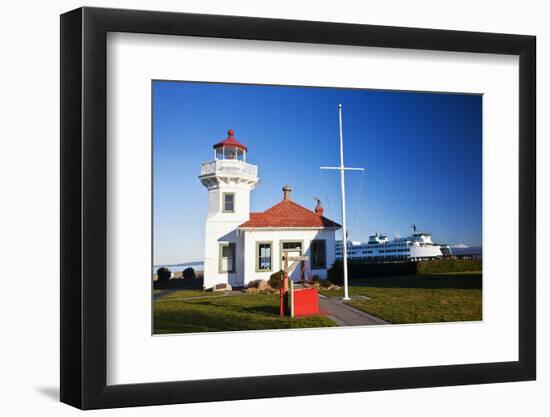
[153,81,482,265]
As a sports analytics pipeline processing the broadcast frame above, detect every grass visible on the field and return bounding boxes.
[321,273,482,324]
[154,291,336,334]
[159,290,225,300]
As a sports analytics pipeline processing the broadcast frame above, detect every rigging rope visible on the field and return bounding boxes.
[350,168,366,235]
[319,169,332,208]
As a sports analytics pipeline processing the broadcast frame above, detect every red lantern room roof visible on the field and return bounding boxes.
[213,129,248,151]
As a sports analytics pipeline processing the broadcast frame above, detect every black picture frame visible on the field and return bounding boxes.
[60,6,536,410]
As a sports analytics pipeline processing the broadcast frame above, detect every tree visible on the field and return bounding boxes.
[182,267,196,280]
[156,267,172,281]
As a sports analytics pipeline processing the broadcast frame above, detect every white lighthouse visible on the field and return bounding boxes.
[199,129,259,289]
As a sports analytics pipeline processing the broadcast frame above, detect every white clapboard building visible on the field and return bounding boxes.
[199,129,340,289]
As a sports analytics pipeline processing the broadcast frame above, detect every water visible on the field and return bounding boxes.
[153,261,204,274]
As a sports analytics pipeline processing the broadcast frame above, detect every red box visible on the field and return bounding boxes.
[293,288,319,317]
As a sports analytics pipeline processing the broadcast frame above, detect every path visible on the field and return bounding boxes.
[318,295,389,326]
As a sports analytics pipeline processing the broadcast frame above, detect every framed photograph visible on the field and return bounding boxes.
[60,6,536,409]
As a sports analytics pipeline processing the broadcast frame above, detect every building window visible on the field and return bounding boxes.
[219,242,235,273]
[222,192,235,213]
[311,240,327,269]
[256,242,272,271]
[280,241,303,267]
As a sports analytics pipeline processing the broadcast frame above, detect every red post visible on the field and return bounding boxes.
[280,254,290,318]
[279,272,288,317]
[279,275,284,317]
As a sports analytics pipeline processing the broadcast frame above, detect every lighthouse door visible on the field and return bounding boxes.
[281,241,304,282]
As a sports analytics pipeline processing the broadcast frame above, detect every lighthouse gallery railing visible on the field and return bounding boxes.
[200,159,258,177]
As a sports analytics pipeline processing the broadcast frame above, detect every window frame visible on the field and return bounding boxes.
[279,240,304,270]
[310,239,327,269]
[222,192,235,213]
[255,241,273,272]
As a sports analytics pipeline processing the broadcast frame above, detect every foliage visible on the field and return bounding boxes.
[417,258,482,274]
[182,267,196,280]
[320,279,334,288]
[268,270,285,289]
[327,260,344,285]
[327,258,482,283]
[156,267,172,281]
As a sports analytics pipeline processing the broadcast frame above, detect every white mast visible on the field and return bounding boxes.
[321,104,365,301]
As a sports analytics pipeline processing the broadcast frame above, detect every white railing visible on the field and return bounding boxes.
[200,159,258,177]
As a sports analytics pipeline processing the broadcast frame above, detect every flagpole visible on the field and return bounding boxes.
[320,104,364,301]
[337,104,351,301]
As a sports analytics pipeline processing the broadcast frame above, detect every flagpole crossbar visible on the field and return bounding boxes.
[320,167,365,171]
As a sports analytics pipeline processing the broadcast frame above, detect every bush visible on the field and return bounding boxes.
[320,279,334,288]
[182,267,196,280]
[328,259,417,283]
[327,260,344,285]
[268,270,285,289]
[417,258,482,274]
[156,267,172,281]
[327,258,482,282]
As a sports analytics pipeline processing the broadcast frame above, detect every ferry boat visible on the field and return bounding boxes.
[335,225,445,262]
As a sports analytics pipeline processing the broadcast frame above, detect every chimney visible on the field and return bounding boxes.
[282,185,292,201]
[314,197,324,216]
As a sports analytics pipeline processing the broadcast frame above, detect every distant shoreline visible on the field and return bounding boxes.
[153,261,204,273]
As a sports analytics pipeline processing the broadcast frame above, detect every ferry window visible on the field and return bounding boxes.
[219,243,236,273]
[222,192,235,213]
[311,240,327,269]
[256,242,272,271]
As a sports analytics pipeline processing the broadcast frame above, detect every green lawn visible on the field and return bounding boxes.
[154,291,336,334]
[321,273,482,324]
[159,290,225,300]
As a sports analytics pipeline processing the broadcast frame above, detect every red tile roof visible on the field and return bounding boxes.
[213,129,248,151]
[239,199,341,229]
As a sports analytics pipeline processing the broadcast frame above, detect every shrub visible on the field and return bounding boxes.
[182,267,196,280]
[327,260,344,285]
[417,258,482,274]
[328,259,417,282]
[156,267,172,281]
[320,279,334,288]
[327,258,481,282]
[268,270,285,289]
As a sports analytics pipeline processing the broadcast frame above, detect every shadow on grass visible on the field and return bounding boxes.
[347,274,482,290]
[187,298,280,317]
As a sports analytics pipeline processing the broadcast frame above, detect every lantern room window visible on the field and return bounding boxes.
[213,129,248,161]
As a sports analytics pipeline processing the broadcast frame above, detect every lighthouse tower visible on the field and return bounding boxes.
[199,129,259,289]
